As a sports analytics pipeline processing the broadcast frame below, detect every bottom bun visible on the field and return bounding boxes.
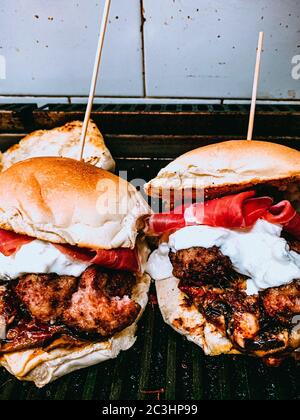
[156,276,238,356]
[0,273,150,388]
[156,277,300,358]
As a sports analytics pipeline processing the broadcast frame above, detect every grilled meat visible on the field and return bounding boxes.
[287,239,300,254]
[184,283,261,342]
[0,286,17,326]
[12,267,140,337]
[0,266,140,352]
[62,267,140,337]
[1,320,67,353]
[175,240,300,358]
[261,280,300,323]
[94,268,138,299]
[14,274,78,324]
[230,311,260,348]
[180,279,300,356]
[0,287,7,321]
[170,246,234,286]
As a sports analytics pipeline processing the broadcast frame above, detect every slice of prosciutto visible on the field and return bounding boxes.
[0,230,34,257]
[54,244,140,272]
[148,190,300,240]
[0,230,140,272]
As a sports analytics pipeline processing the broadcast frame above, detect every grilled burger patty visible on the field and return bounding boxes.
[0,266,140,353]
[62,267,140,336]
[14,274,78,324]
[170,246,234,287]
[170,245,300,358]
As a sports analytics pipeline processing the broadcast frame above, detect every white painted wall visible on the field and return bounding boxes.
[0,0,144,97]
[144,0,300,99]
[0,0,299,102]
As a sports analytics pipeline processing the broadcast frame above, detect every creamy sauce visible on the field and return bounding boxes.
[146,243,174,281]
[0,240,90,280]
[146,220,300,295]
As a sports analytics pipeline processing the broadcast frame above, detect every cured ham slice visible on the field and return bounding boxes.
[148,191,300,240]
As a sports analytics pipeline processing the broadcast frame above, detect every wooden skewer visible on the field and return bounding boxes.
[78,0,111,161]
[247,31,264,141]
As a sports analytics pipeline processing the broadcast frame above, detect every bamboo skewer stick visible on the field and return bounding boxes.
[78,0,111,161]
[247,31,264,141]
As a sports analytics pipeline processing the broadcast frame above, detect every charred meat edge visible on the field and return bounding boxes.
[0,266,141,353]
[172,245,300,359]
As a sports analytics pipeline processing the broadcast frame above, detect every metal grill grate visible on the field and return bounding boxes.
[37,103,300,114]
[0,104,299,400]
[31,103,300,139]
[0,104,37,133]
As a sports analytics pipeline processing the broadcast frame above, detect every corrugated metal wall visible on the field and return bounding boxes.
[0,0,299,104]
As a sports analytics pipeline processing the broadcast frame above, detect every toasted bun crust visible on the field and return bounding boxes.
[156,277,238,356]
[0,273,150,388]
[156,276,300,358]
[0,120,115,172]
[0,157,151,249]
[145,141,300,199]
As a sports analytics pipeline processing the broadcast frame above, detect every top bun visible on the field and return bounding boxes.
[145,140,300,199]
[0,157,151,249]
[0,120,115,173]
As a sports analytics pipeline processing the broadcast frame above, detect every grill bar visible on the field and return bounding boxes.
[0,104,36,133]
[192,347,204,400]
[109,354,126,400]
[29,103,300,137]
[82,367,98,401]
[138,306,155,400]
[230,358,251,400]
[36,103,300,113]
[165,332,177,400]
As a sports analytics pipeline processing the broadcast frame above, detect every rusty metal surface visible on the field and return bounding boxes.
[0,104,37,133]
[1,103,300,157]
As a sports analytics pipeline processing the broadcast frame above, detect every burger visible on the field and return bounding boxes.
[145,140,300,365]
[0,157,151,387]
